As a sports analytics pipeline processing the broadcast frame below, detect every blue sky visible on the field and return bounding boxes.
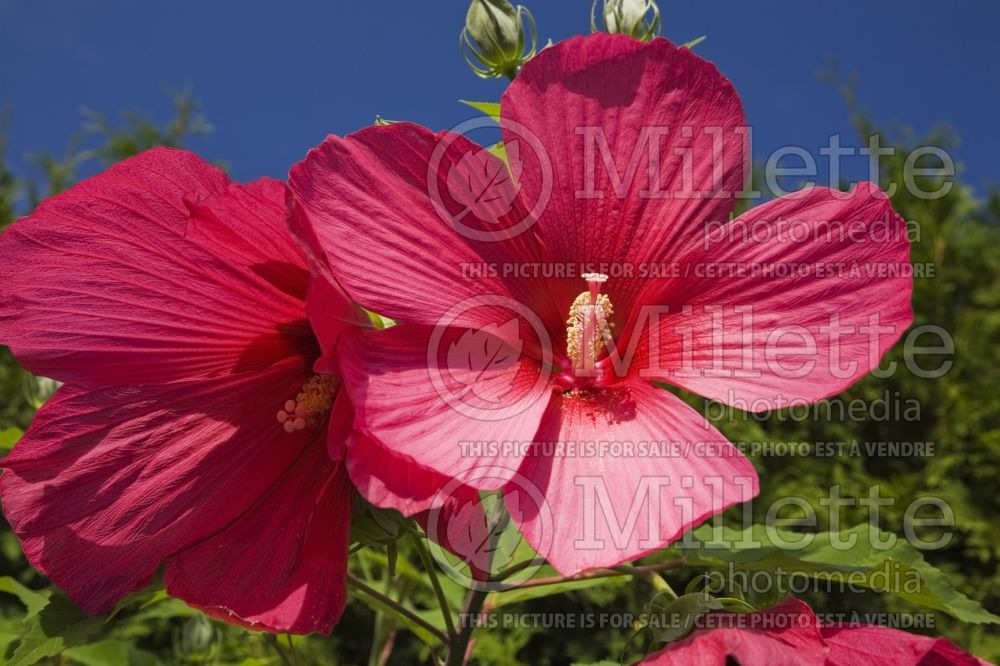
[1,1,996,194]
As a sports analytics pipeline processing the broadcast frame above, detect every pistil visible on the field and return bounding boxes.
[565,273,614,376]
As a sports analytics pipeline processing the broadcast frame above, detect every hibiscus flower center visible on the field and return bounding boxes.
[565,273,615,377]
[275,374,339,433]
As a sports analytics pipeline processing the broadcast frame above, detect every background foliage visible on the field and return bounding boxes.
[0,71,997,666]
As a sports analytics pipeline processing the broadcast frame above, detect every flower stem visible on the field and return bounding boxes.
[487,557,546,583]
[410,532,457,638]
[367,574,400,666]
[266,634,293,666]
[510,559,686,591]
[347,573,449,644]
[613,564,679,599]
[446,587,490,666]
[445,497,511,665]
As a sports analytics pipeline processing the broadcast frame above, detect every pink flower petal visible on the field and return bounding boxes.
[326,388,354,460]
[501,34,748,316]
[285,184,370,375]
[641,598,828,665]
[347,430,465,516]
[287,122,563,335]
[511,379,757,575]
[337,324,553,491]
[348,431,491,580]
[185,178,308,286]
[165,442,352,635]
[305,271,368,377]
[0,149,311,386]
[642,597,988,665]
[820,623,987,666]
[0,357,323,615]
[638,183,913,407]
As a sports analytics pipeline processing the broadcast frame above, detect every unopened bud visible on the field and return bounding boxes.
[592,0,661,42]
[174,615,218,662]
[461,0,537,80]
[350,495,411,548]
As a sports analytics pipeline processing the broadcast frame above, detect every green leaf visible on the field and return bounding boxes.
[681,523,1000,624]
[107,583,167,619]
[364,308,396,330]
[0,577,48,617]
[62,640,131,666]
[358,546,428,587]
[681,35,707,49]
[490,568,629,609]
[488,142,508,164]
[125,597,198,623]
[0,631,19,657]
[459,100,500,120]
[650,593,724,644]
[0,427,22,452]
[6,586,161,666]
[9,593,106,666]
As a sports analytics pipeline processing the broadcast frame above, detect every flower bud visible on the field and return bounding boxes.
[592,0,661,42]
[174,615,219,662]
[350,495,411,548]
[461,0,537,80]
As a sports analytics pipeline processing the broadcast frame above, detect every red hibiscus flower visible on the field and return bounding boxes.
[0,148,366,633]
[287,34,912,575]
[641,597,988,666]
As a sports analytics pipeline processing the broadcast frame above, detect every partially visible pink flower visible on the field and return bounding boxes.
[288,34,912,574]
[0,148,366,633]
[641,598,989,666]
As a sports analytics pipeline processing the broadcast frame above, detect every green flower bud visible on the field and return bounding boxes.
[350,494,411,548]
[173,614,219,663]
[461,0,537,80]
[592,0,661,42]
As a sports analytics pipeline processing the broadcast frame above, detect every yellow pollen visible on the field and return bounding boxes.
[276,374,339,433]
[565,291,614,369]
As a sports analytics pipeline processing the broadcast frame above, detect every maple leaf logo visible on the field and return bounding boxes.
[445,319,523,404]
[445,495,495,571]
[446,141,524,225]
[446,492,522,574]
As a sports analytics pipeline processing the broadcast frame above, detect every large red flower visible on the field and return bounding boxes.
[288,34,912,575]
[0,148,365,633]
[641,598,988,666]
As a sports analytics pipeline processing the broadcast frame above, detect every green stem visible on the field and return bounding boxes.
[510,559,686,591]
[614,564,678,599]
[266,634,293,666]
[367,573,395,666]
[411,532,457,638]
[445,588,489,666]
[445,497,510,665]
[348,573,449,645]
[285,634,299,666]
[487,557,546,583]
